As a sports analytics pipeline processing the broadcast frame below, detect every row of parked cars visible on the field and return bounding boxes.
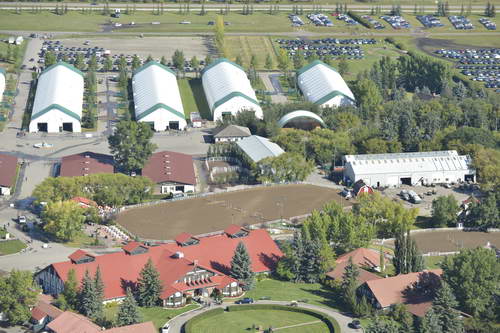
[288,14,305,27]
[448,16,474,29]
[335,13,359,25]
[381,15,411,29]
[479,17,497,30]
[307,13,334,26]
[361,15,385,29]
[276,38,376,46]
[417,15,444,28]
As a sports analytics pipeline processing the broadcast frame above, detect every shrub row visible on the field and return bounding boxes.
[184,308,224,332]
[347,11,372,29]
[384,37,407,51]
[226,304,341,332]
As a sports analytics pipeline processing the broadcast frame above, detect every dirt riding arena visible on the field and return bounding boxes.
[116,184,349,240]
[387,230,500,254]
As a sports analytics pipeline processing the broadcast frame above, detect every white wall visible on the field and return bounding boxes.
[29,109,82,133]
[138,108,187,131]
[321,94,356,108]
[0,186,11,196]
[161,184,195,194]
[0,72,5,104]
[212,97,263,122]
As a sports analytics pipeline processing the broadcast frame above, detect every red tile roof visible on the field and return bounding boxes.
[336,248,383,269]
[122,241,148,254]
[365,269,443,310]
[142,151,196,185]
[31,300,64,321]
[49,229,282,301]
[46,311,101,333]
[326,262,382,284]
[0,153,18,188]
[68,249,93,262]
[224,224,246,236]
[175,232,196,244]
[60,151,114,177]
[71,196,98,207]
[104,321,156,333]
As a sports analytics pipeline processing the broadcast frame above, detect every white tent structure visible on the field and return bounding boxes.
[343,150,476,188]
[0,68,5,104]
[202,58,263,122]
[132,61,187,131]
[297,60,355,108]
[277,110,325,130]
[29,62,83,133]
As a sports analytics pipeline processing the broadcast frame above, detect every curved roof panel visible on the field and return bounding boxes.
[132,61,185,121]
[277,110,326,128]
[31,62,84,121]
[201,58,260,113]
[297,60,355,106]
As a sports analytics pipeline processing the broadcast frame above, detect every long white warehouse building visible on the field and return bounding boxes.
[202,58,263,122]
[132,61,187,131]
[0,68,6,104]
[343,150,475,188]
[29,62,83,133]
[297,60,355,108]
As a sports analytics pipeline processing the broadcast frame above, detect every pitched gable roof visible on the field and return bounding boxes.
[31,300,64,321]
[60,151,114,177]
[46,311,101,333]
[142,151,196,185]
[105,322,156,333]
[122,241,148,254]
[213,125,251,138]
[236,135,285,163]
[0,153,18,188]
[326,262,382,284]
[336,248,382,269]
[68,249,94,262]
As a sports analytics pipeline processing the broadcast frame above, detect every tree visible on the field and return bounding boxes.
[341,257,359,313]
[235,54,243,66]
[172,49,185,72]
[92,266,104,321]
[190,56,200,77]
[62,269,78,310]
[0,270,39,325]
[421,281,464,333]
[137,258,163,307]
[389,303,414,332]
[421,307,443,333]
[131,55,141,71]
[230,242,255,290]
[465,191,499,230]
[366,316,400,333]
[42,200,85,242]
[256,152,314,183]
[393,230,424,275]
[116,287,141,326]
[277,49,291,75]
[160,56,167,66]
[250,54,258,70]
[214,15,226,57]
[108,121,157,174]
[431,195,459,228]
[44,51,56,67]
[293,51,305,70]
[78,270,97,318]
[146,54,153,63]
[441,247,500,317]
[338,56,349,76]
[103,57,113,72]
[265,54,273,70]
[74,53,85,71]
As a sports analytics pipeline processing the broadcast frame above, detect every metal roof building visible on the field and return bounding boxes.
[202,58,263,122]
[343,150,475,188]
[277,110,325,130]
[29,62,84,133]
[132,61,187,131]
[297,60,355,108]
[236,135,284,163]
[0,68,5,104]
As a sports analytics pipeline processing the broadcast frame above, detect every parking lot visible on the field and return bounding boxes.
[448,15,474,30]
[381,15,410,29]
[276,38,375,60]
[417,15,444,28]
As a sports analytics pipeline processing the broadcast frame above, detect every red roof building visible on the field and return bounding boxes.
[60,151,114,177]
[141,151,196,194]
[326,261,382,285]
[35,228,282,307]
[336,248,384,270]
[71,196,98,208]
[0,153,18,195]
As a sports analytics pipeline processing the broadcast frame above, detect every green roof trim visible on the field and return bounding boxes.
[0,68,6,76]
[31,103,81,122]
[314,90,355,106]
[136,102,185,121]
[212,91,260,111]
[40,61,84,78]
[201,58,245,76]
[296,60,338,77]
[133,61,176,77]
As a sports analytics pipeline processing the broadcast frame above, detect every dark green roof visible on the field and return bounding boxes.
[213,91,260,111]
[40,61,84,78]
[314,90,355,106]
[133,61,176,76]
[136,103,185,121]
[31,103,81,122]
[296,60,338,77]
[201,58,245,76]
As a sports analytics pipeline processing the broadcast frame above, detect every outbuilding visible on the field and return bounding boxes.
[344,150,476,188]
[0,153,18,196]
[29,62,84,133]
[132,61,187,131]
[213,124,251,142]
[59,152,114,177]
[277,110,326,130]
[297,60,355,108]
[236,135,284,163]
[202,58,263,121]
[0,68,5,104]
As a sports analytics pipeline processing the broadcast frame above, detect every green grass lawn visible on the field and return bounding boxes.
[184,78,211,120]
[425,255,445,269]
[189,309,329,333]
[179,78,202,119]
[64,232,97,248]
[104,304,199,329]
[0,239,27,255]
[226,36,278,70]
[237,279,342,310]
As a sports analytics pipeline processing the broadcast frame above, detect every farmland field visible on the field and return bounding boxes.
[116,184,349,240]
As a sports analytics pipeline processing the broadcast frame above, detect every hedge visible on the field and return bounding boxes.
[184,308,224,332]
[347,11,372,29]
[226,304,341,332]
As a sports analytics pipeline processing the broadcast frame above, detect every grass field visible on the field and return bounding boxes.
[189,308,329,333]
[0,239,27,255]
[226,36,279,70]
[179,78,201,119]
[64,232,97,248]
[424,255,445,269]
[104,304,199,329]
[116,184,348,240]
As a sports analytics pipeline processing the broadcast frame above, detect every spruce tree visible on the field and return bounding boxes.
[137,258,163,307]
[341,257,359,313]
[78,270,96,317]
[393,230,424,274]
[291,231,304,282]
[63,269,78,310]
[230,242,255,290]
[421,307,443,333]
[117,287,141,326]
[427,282,464,333]
[92,266,104,321]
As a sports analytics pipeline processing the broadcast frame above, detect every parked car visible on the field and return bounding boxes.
[18,216,27,224]
[235,298,254,304]
[349,320,362,329]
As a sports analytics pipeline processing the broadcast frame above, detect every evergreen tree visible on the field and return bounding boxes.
[265,54,273,70]
[379,247,385,273]
[291,231,304,282]
[428,282,464,333]
[393,230,424,274]
[92,266,104,321]
[230,242,255,290]
[137,258,163,307]
[421,307,442,333]
[62,269,78,310]
[341,257,359,313]
[78,270,96,318]
[116,287,141,326]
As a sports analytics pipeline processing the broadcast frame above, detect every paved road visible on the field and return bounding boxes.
[167,300,361,333]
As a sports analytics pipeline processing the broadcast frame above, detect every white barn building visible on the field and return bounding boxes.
[297,60,355,108]
[202,58,263,122]
[29,62,83,133]
[343,150,475,188]
[0,68,5,104]
[132,61,187,131]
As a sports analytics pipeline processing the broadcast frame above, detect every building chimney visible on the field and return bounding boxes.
[175,251,184,258]
[194,259,198,267]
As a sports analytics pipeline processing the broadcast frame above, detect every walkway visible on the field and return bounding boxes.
[168,300,361,333]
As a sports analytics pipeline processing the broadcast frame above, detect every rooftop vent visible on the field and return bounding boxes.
[175,251,184,259]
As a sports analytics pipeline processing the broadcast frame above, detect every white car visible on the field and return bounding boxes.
[33,142,53,148]
[18,216,27,223]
